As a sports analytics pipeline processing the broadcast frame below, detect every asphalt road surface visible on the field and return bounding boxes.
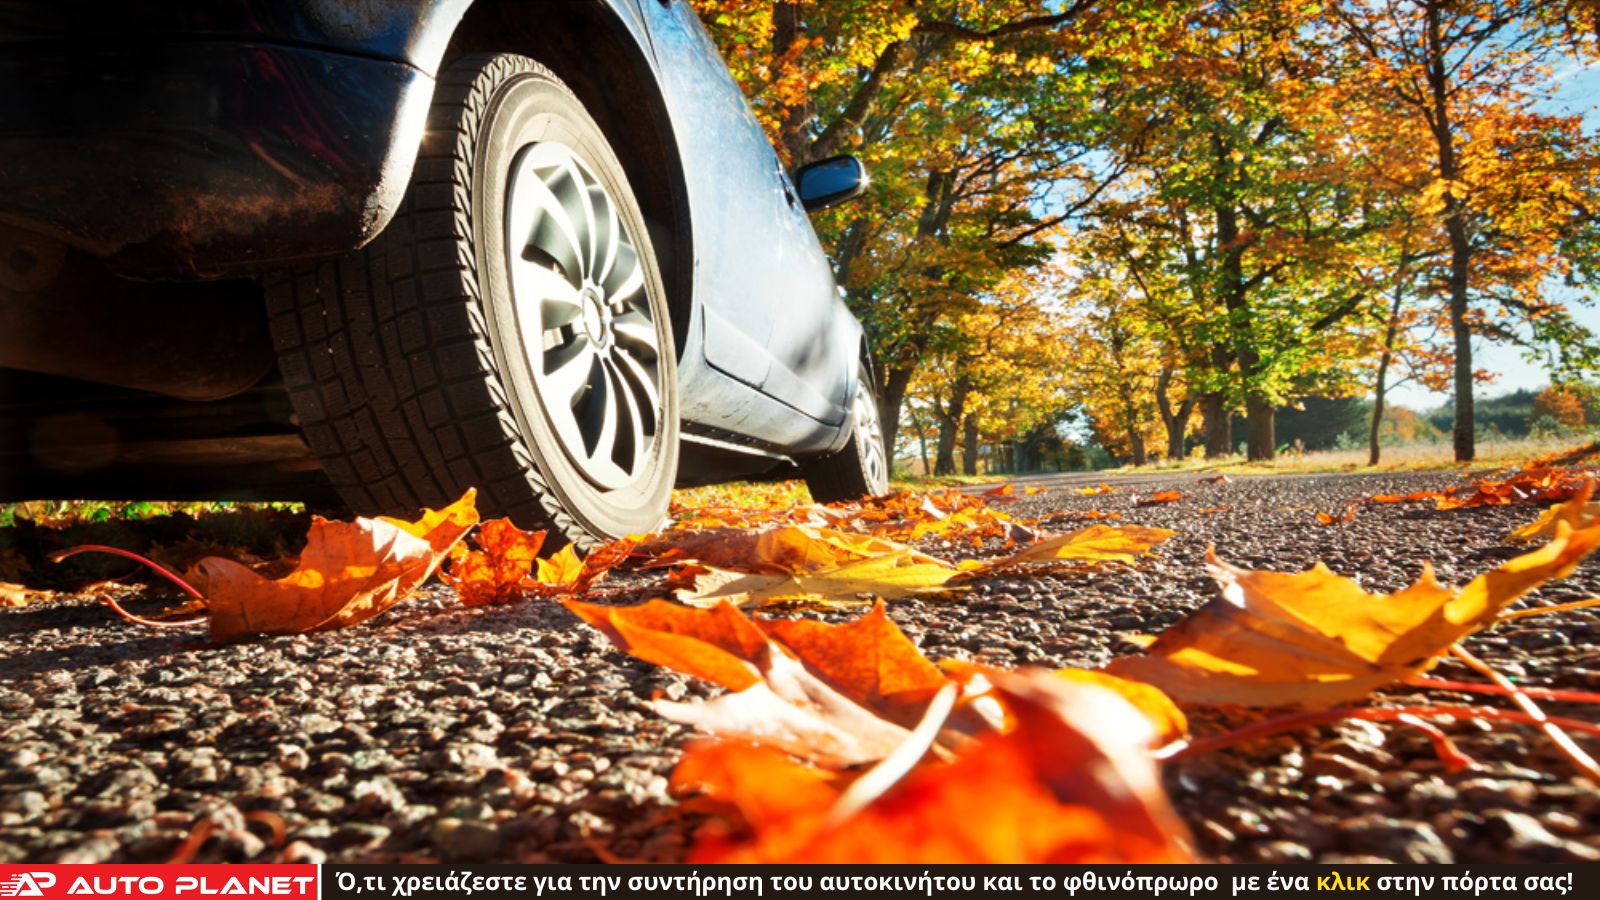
[3,470,1598,863]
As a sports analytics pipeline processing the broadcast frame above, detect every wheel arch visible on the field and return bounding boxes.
[442,0,695,358]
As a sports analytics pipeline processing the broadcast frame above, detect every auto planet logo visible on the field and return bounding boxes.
[0,868,318,900]
[0,873,55,898]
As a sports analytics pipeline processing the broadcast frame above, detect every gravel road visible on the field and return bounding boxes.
[2,470,1598,864]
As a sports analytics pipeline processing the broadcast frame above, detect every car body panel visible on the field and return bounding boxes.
[0,0,861,494]
[632,0,853,429]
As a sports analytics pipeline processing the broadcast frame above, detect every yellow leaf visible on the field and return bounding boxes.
[1507,481,1599,543]
[1105,525,1600,707]
[680,550,959,609]
[534,543,585,585]
[979,524,1176,570]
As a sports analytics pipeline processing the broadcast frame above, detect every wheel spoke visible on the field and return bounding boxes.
[542,337,596,409]
[609,357,646,470]
[510,256,582,330]
[612,345,661,436]
[589,184,621,289]
[603,241,642,300]
[610,309,657,356]
[580,358,618,460]
[519,173,586,287]
[551,158,597,283]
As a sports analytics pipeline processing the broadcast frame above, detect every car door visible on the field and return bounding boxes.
[633,0,848,425]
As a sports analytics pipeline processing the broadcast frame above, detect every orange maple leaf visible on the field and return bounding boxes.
[671,668,1193,863]
[1314,506,1357,526]
[442,518,547,606]
[180,491,478,642]
[567,599,1183,765]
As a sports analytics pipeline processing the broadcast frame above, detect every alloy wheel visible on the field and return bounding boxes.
[505,141,662,491]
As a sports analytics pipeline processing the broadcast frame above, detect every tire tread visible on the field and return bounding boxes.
[267,54,594,545]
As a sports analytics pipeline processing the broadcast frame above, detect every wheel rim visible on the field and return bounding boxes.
[505,141,661,491]
[855,384,888,492]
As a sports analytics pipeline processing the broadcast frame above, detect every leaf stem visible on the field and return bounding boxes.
[1160,704,1600,771]
[49,544,209,629]
[1496,597,1600,623]
[50,545,206,602]
[1406,675,1600,705]
[1449,644,1600,782]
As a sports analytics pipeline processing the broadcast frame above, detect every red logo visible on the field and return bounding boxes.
[0,868,317,900]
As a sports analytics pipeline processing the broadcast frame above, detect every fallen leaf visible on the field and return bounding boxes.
[1075,483,1117,496]
[1136,490,1182,507]
[1105,525,1600,707]
[645,525,960,608]
[1507,481,1598,543]
[678,551,959,609]
[983,483,1019,501]
[1198,475,1231,485]
[189,491,479,641]
[1,581,55,608]
[974,524,1176,571]
[1315,506,1357,526]
[442,518,547,606]
[565,599,953,766]
[1197,507,1231,515]
[1368,491,1441,504]
[671,668,1192,863]
[535,543,585,586]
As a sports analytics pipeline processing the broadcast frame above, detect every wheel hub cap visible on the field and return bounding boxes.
[580,286,609,347]
[505,141,661,491]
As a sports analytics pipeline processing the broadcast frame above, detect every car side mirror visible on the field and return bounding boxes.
[794,155,868,212]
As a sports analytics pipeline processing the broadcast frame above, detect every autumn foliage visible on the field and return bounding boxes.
[37,430,1600,861]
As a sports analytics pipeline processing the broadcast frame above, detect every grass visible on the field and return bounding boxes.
[0,499,303,529]
[1104,433,1595,477]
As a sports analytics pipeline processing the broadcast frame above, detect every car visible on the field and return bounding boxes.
[0,0,890,546]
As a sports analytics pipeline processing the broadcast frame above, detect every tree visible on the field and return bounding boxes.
[1085,1,1383,461]
[1531,386,1588,431]
[696,1,1153,455]
[1333,0,1600,461]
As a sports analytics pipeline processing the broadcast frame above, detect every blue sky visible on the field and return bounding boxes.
[1386,58,1600,411]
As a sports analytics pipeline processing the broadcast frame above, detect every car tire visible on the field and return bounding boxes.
[802,367,890,503]
[266,53,679,547]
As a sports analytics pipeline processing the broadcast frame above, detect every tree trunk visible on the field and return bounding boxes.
[1245,397,1275,461]
[1128,428,1148,467]
[878,363,915,466]
[1425,2,1474,462]
[1212,140,1269,462]
[961,417,979,475]
[1156,368,1196,460]
[934,417,958,475]
[932,375,970,476]
[1369,278,1407,466]
[1446,210,1474,461]
[912,414,932,476]
[1202,393,1232,458]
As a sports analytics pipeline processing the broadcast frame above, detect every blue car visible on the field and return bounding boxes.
[0,0,888,545]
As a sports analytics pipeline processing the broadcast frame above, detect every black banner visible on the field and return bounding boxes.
[323,864,1587,900]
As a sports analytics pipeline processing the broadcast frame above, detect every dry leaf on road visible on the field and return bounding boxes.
[565,599,954,766]
[966,525,1176,576]
[191,491,479,642]
[671,668,1192,863]
[1105,523,1600,707]
[1506,481,1598,543]
[443,518,547,606]
[1136,490,1182,507]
